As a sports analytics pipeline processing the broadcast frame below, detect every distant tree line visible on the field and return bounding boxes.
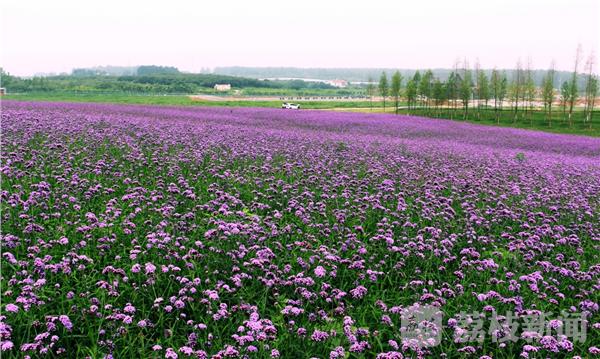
[372,47,599,129]
[72,66,137,77]
[0,68,336,94]
[136,66,180,76]
[72,65,180,77]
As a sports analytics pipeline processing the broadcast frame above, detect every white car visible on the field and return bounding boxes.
[282,102,300,109]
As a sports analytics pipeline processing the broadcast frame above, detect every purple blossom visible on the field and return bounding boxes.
[0,341,14,351]
[145,262,157,275]
[58,315,73,331]
[4,304,18,313]
[179,346,193,356]
[165,347,178,358]
[350,285,368,299]
[311,329,329,342]
[314,266,326,278]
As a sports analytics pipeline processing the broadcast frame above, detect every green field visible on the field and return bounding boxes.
[406,107,599,137]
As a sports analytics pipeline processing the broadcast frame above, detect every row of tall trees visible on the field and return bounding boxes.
[374,63,508,121]
[370,47,599,128]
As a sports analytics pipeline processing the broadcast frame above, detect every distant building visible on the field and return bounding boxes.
[214,84,231,91]
[327,79,348,88]
[0,88,6,96]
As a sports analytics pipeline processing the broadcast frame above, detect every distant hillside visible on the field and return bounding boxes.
[214,66,586,88]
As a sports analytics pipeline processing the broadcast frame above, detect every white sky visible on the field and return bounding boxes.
[1,0,599,76]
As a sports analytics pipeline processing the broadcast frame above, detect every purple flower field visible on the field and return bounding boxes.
[1,100,600,358]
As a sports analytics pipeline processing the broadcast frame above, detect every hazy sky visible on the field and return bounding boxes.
[1,0,599,76]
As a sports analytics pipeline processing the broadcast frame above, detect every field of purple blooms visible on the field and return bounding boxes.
[1,100,600,358]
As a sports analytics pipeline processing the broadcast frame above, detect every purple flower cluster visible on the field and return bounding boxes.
[1,101,599,357]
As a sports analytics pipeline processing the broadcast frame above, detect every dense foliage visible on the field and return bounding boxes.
[2,101,599,358]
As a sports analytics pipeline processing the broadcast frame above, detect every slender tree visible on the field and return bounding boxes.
[452,59,460,117]
[459,60,472,119]
[433,78,444,117]
[379,72,389,112]
[406,79,417,113]
[412,71,421,108]
[541,63,556,126]
[498,71,508,118]
[366,76,375,112]
[583,52,596,125]
[525,62,536,125]
[568,45,582,127]
[586,76,598,128]
[490,69,502,123]
[477,67,490,120]
[391,71,403,115]
[419,70,433,113]
[474,60,482,119]
[511,60,523,123]
[447,71,458,119]
[560,81,570,122]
